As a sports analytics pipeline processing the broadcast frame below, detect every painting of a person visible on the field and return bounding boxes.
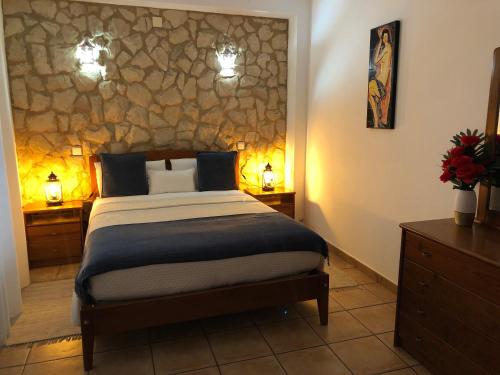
[367,22,399,129]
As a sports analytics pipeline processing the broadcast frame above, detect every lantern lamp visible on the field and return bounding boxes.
[44,172,63,206]
[262,163,275,192]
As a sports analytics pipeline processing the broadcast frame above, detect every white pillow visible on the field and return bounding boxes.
[171,158,198,188]
[148,168,196,194]
[94,159,165,197]
[171,158,197,171]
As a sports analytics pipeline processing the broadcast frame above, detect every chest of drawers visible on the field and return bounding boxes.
[396,219,500,375]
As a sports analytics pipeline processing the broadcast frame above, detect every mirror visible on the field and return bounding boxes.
[489,114,500,210]
[477,47,500,228]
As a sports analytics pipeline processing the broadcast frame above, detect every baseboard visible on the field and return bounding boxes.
[327,243,398,294]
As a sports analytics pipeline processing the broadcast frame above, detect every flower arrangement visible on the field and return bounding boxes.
[440,129,487,190]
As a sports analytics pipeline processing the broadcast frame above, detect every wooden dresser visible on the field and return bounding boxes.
[23,201,83,267]
[396,219,500,375]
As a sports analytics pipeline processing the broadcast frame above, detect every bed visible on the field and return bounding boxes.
[76,149,329,370]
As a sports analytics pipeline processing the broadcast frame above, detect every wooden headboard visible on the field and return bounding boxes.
[89,149,240,196]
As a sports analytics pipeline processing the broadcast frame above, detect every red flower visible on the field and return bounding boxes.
[455,163,485,184]
[441,158,451,169]
[440,169,452,182]
[449,146,464,157]
[460,135,481,146]
[450,155,473,168]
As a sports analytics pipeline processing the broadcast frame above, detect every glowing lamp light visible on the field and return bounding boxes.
[262,163,275,192]
[75,35,106,76]
[216,37,239,78]
[44,172,63,206]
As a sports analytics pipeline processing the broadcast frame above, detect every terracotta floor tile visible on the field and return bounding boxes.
[23,356,85,375]
[307,311,371,343]
[377,332,418,366]
[0,345,30,368]
[29,266,59,283]
[342,268,376,284]
[259,318,323,353]
[328,255,355,269]
[295,297,343,318]
[278,345,350,375]
[381,368,417,374]
[362,283,397,303]
[94,329,148,353]
[329,269,358,288]
[208,326,272,364]
[252,305,300,325]
[220,356,285,375]
[91,346,154,374]
[350,304,395,334]
[412,365,433,375]
[330,336,406,375]
[182,367,220,375]
[152,336,216,374]
[331,287,383,310]
[0,367,23,375]
[202,312,253,334]
[56,263,81,280]
[27,337,82,364]
[149,321,204,343]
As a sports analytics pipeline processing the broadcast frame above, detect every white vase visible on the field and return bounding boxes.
[453,189,477,226]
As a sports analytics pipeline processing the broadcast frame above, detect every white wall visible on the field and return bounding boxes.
[306,0,500,282]
[84,0,312,219]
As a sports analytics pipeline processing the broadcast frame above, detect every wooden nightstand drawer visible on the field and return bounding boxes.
[27,223,81,238]
[23,201,83,267]
[28,235,82,264]
[405,232,500,304]
[398,315,488,375]
[244,188,296,219]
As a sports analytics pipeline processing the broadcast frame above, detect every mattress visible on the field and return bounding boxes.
[72,190,324,323]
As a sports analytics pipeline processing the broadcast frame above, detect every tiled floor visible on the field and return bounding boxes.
[0,255,432,374]
[29,263,81,284]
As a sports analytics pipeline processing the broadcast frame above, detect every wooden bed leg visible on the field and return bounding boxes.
[317,273,329,325]
[81,312,95,371]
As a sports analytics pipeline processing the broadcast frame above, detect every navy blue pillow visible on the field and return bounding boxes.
[197,151,237,191]
[100,153,148,197]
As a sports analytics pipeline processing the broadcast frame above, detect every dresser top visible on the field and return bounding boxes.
[400,218,500,267]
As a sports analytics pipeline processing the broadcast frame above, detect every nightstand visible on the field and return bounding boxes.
[244,187,296,218]
[23,201,83,268]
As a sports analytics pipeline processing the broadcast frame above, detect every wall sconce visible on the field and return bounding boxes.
[44,172,63,206]
[75,34,106,75]
[216,36,239,78]
[262,163,275,192]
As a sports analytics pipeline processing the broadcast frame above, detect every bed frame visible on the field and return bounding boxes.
[81,149,329,370]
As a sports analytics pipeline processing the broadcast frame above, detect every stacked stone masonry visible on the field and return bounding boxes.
[3,0,288,202]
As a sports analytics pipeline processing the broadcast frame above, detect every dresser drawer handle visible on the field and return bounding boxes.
[420,250,432,258]
[50,232,58,236]
[418,281,428,287]
[415,336,424,343]
[416,308,425,316]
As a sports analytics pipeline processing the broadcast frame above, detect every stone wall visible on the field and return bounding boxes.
[3,0,288,203]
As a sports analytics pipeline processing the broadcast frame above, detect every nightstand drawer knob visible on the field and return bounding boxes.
[418,281,428,287]
[417,308,425,316]
[415,336,424,343]
[421,250,432,258]
[50,232,58,236]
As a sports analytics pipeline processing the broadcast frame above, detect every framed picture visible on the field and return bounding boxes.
[367,21,400,129]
